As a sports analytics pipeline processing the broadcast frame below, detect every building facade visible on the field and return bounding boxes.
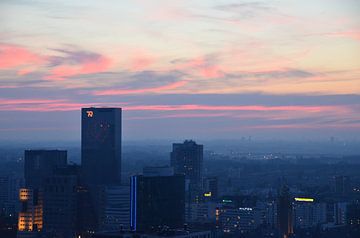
[81,107,122,185]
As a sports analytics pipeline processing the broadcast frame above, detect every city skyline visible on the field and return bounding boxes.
[0,0,359,141]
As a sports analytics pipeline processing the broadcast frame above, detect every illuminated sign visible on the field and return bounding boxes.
[222,199,232,203]
[86,110,94,117]
[204,192,212,197]
[239,207,253,211]
[294,197,314,202]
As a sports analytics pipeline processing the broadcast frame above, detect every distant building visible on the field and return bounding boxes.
[81,107,122,185]
[93,230,212,238]
[334,176,351,195]
[130,168,185,232]
[203,177,218,200]
[171,140,203,187]
[293,198,327,228]
[99,185,130,232]
[334,202,347,225]
[257,200,277,227]
[219,207,260,233]
[171,140,203,203]
[0,175,23,217]
[187,202,217,223]
[277,186,293,238]
[347,201,360,227]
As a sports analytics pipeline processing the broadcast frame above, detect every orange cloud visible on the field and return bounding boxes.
[94,80,187,95]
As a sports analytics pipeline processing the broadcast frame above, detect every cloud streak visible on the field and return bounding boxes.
[93,80,187,95]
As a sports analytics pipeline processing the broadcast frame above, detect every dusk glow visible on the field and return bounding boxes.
[0,0,359,140]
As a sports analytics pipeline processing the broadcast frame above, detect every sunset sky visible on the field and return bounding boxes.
[0,0,359,141]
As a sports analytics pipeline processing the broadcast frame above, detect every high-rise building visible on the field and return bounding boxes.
[171,140,203,204]
[24,150,67,189]
[171,140,203,187]
[18,150,68,237]
[81,108,122,185]
[130,168,185,232]
[277,186,293,238]
[42,166,80,238]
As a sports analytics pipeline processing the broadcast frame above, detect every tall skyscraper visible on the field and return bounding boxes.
[171,140,203,204]
[171,140,203,187]
[130,167,185,232]
[277,186,293,238]
[81,108,122,185]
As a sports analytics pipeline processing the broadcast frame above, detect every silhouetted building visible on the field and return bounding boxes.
[171,140,203,187]
[24,150,67,189]
[171,140,203,203]
[81,107,122,185]
[130,168,185,232]
[0,175,23,217]
[42,166,80,238]
[277,186,293,238]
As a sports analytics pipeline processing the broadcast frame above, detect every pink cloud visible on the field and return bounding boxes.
[129,51,156,71]
[326,30,360,41]
[174,56,225,79]
[45,55,112,80]
[94,80,187,95]
[17,67,37,76]
[0,98,352,120]
[240,123,360,130]
[0,44,44,69]
[124,104,343,113]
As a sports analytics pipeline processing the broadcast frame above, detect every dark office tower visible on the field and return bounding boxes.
[171,140,203,187]
[42,166,80,238]
[81,108,122,185]
[130,168,185,232]
[277,186,293,238]
[24,150,67,189]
